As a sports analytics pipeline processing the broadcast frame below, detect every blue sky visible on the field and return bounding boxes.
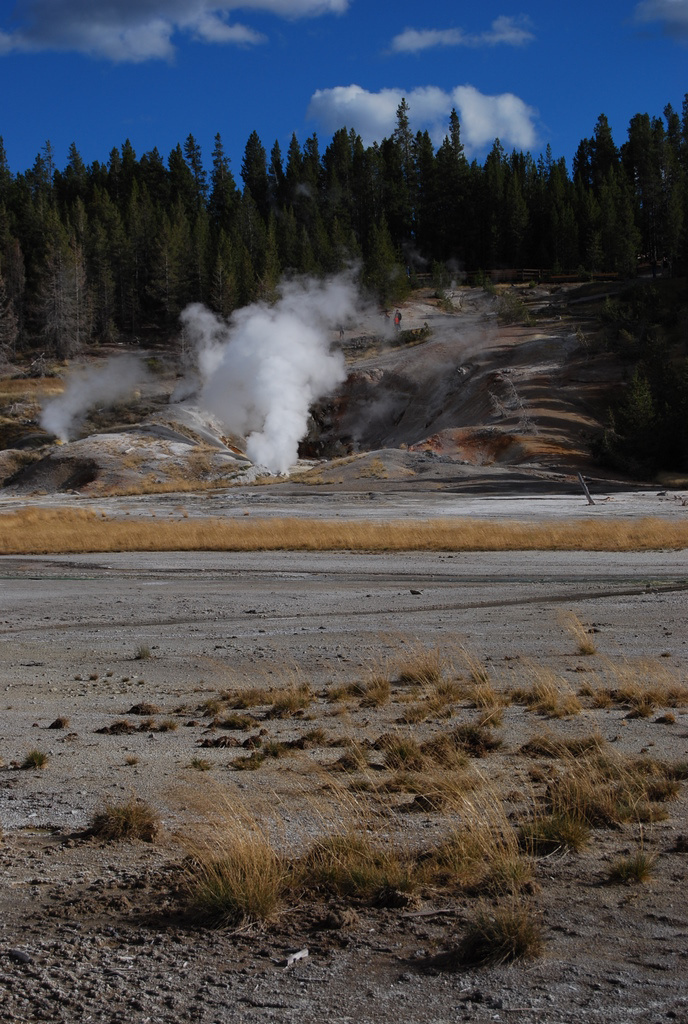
[0,0,686,179]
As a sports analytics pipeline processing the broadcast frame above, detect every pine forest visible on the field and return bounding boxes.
[0,96,687,359]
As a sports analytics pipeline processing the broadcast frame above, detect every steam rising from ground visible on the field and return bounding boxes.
[181,276,357,473]
[40,354,148,441]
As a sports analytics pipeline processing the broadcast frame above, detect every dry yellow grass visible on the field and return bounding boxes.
[604,657,688,714]
[513,664,582,719]
[561,611,597,655]
[182,798,288,925]
[94,472,241,498]
[1,508,688,555]
[89,795,160,842]
[578,658,688,716]
[0,377,64,402]
[355,456,390,480]
[395,645,447,686]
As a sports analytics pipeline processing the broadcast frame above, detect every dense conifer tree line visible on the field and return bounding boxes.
[0,96,687,357]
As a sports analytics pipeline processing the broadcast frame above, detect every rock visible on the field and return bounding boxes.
[8,948,33,963]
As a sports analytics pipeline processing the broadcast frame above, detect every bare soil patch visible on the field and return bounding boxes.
[1,548,688,1022]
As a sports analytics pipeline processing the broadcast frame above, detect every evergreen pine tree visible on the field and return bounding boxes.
[209,133,238,232]
[241,131,269,220]
[0,269,18,357]
[183,134,208,207]
[209,232,237,318]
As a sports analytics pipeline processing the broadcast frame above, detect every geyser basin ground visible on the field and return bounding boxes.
[1,538,688,1023]
[2,283,688,1021]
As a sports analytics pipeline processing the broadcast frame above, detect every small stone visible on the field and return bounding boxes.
[8,949,33,964]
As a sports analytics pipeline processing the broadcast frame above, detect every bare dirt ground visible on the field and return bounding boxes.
[2,285,688,1022]
[1,539,688,1023]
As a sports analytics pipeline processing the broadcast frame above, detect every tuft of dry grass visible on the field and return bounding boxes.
[520,812,591,854]
[357,673,392,708]
[433,678,464,704]
[267,681,313,718]
[22,748,49,770]
[384,765,475,809]
[328,673,391,708]
[608,849,657,884]
[299,832,416,904]
[261,740,290,759]
[128,701,161,716]
[222,687,268,710]
[89,796,160,842]
[396,675,462,725]
[459,648,494,690]
[592,658,688,717]
[464,676,504,711]
[178,788,290,926]
[186,831,286,925]
[419,790,521,893]
[200,697,224,718]
[395,645,446,687]
[448,899,543,966]
[231,751,266,771]
[355,456,389,480]
[397,700,431,725]
[545,750,681,827]
[561,611,597,655]
[3,508,688,555]
[451,723,502,757]
[477,706,504,729]
[419,733,470,770]
[513,664,582,719]
[287,726,331,749]
[376,733,427,772]
[520,732,606,760]
[477,854,535,897]
[328,741,370,773]
[216,712,255,731]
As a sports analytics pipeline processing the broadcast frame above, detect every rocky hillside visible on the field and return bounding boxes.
[0,283,636,498]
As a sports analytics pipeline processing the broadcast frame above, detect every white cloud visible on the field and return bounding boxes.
[236,0,348,11]
[485,14,534,45]
[452,85,538,151]
[391,28,466,52]
[307,83,539,155]
[634,0,688,39]
[308,85,403,145]
[0,0,348,61]
[390,16,534,53]
[190,11,265,45]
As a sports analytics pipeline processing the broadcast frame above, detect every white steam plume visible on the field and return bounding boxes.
[40,354,148,440]
[181,275,356,473]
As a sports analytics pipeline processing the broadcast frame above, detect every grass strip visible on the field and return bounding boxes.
[1,509,687,555]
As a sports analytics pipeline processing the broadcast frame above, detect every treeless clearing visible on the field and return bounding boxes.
[2,547,688,1022]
